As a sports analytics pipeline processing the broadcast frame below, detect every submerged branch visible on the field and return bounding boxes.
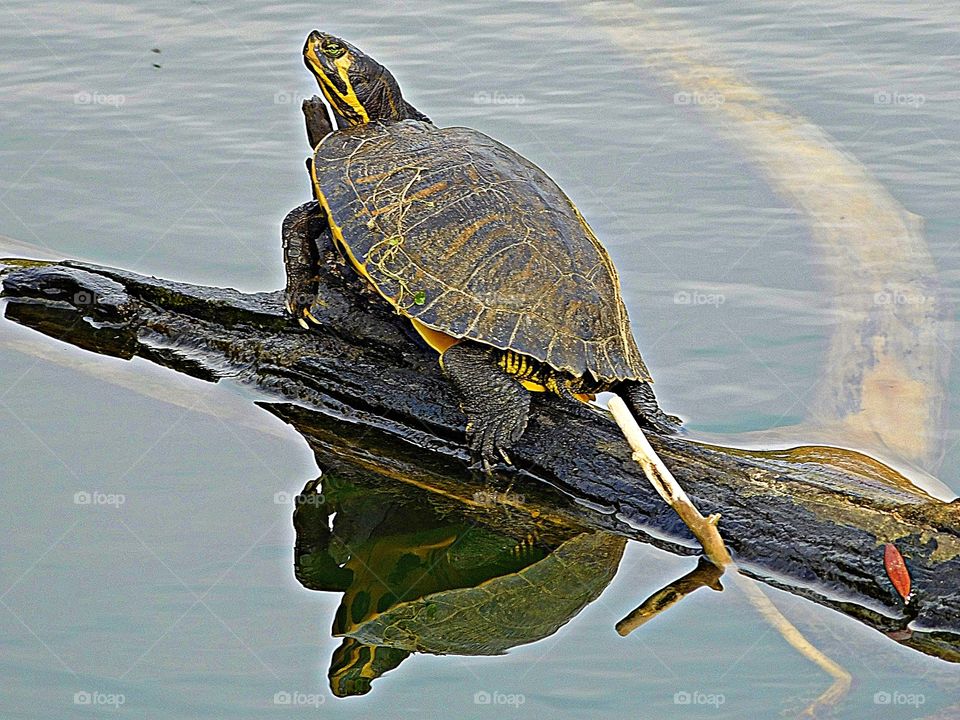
[585,0,949,468]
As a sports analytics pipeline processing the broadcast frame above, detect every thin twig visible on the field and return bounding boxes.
[608,395,732,568]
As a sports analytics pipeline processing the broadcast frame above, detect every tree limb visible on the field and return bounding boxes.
[1,255,958,662]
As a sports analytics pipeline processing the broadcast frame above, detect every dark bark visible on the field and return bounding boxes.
[1,255,958,662]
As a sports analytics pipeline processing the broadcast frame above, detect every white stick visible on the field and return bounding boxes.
[609,397,847,712]
[608,394,731,567]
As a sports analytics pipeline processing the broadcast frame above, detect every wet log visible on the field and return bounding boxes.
[1,254,958,662]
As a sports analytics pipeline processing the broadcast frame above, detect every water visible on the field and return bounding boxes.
[1,1,958,717]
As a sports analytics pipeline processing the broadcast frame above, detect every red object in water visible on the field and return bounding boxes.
[884,543,912,602]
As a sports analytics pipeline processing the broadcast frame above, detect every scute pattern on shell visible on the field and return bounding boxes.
[313,120,650,383]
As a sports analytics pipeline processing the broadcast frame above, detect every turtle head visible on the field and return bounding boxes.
[303,31,429,128]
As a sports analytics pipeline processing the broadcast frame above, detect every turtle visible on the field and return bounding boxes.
[284,30,679,467]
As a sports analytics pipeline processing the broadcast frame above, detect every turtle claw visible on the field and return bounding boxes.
[441,342,532,475]
[465,408,525,473]
[285,290,323,330]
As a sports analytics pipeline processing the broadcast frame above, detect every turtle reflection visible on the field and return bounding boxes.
[291,471,625,697]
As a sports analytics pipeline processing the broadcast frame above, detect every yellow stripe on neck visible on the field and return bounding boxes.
[314,57,370,124]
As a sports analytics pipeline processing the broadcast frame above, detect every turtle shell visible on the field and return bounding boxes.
[338,531,627,656]
[312,120,650,383]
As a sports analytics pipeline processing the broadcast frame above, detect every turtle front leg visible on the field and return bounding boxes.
[440,341,531,470]
[283,200,327,327]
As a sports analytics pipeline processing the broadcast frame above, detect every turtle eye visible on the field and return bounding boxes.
[321,41,346,59]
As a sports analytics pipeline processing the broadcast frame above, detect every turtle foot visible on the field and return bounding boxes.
[282,201,326,328]
[621,381,683,436]
[440,341,531,472]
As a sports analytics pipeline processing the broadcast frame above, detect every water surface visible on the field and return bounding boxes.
[1,1,958,717]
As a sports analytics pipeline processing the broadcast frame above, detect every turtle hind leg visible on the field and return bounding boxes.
[619,380,683,436]
[282,200,327,327]
[440,342,531,470]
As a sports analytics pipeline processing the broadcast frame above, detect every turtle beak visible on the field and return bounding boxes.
[303,31,324,74]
